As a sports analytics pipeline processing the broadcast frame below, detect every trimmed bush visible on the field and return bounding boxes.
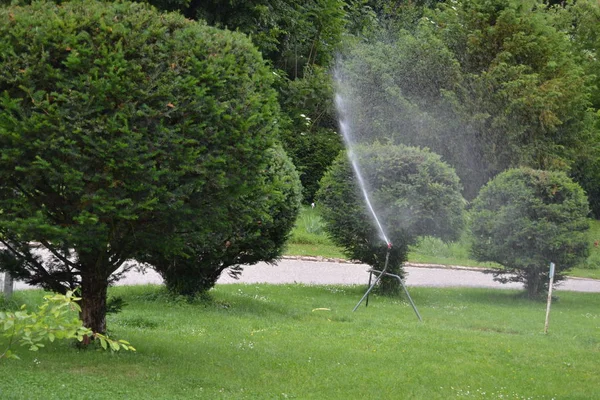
[0,0,279,333]
[470,168,590,298]
[146,144,302,297]
[316,143,465,294]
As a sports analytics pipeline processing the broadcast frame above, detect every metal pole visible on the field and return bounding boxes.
[352,269,385,312]
[352,246,422,322]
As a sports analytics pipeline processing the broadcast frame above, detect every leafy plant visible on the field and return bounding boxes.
[301,214,325,235]
[106,296,128,315]
[1,290,134,360]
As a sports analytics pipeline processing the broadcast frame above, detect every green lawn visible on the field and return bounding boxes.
[1,285,598,399]
[286,206,600,280]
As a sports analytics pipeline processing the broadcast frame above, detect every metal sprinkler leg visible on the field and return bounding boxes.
[394,273,422,322]
[365,270,373,307]
[352,245,422,322]
[353,249,391,312]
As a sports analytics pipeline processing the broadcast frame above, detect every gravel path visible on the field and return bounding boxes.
[12,258,600,292]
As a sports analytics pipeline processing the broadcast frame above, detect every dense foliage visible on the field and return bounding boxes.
[277,67,343,201]
[338,0,596,200]
[133,0,347,202]
[316,143,465,293]
[145,144,302,297]
[551,0,600,216]
[470,168,590,298]
[9,0,598,210]
[0,0,280,333]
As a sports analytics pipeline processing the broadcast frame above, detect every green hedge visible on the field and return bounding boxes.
[317,143,465,293]
[470,168,590,298]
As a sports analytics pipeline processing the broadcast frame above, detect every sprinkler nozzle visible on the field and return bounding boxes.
[387,242,392,250]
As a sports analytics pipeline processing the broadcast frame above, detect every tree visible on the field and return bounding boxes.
[277,66,343,201]
[432,0,593,197]
[549,0,600,216]
[470,168,590,298]
[170,0,347,79]
[144,144,302,297]
[337,0,593,199]
[316,143,465,294]
[0,1,280,334]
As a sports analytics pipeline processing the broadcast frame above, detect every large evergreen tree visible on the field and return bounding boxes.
[0,0,280,334]
[550,0,600,216]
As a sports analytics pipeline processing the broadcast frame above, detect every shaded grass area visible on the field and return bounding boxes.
[286,206,600,279]
[1,285,599,399]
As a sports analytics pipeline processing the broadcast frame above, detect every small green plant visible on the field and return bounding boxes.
[0,290,135,360]
[106,296,128,315]
[301,213,325,235]
[412,236,454,258]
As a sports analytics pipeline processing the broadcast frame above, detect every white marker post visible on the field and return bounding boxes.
[544,262,555,334]
[2,272,13,298]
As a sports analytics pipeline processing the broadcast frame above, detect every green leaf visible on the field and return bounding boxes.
[5,350,20,360]
[109,340,120,352]
[3,320,14,331]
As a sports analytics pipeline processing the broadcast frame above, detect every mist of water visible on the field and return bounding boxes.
[334,78,391,248]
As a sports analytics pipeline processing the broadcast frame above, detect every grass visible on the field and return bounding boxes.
[285,206,600,280]
[1,285,598,399]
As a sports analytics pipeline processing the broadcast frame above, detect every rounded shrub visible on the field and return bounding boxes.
[316,143,465,294]
[148,144,302,297]
[0,0,279,332]
[470,168,590,298]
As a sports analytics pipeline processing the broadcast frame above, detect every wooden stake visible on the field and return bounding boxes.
[2,272,13,298]
[544,263,555,334]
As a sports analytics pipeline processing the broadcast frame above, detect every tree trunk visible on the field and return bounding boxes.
[525,269,545,299]
[80,271,108,335]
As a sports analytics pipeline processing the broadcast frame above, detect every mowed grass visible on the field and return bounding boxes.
[286,206,600,279]
[1,285,599,399]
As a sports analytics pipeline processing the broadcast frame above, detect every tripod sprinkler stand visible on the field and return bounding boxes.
[352,242,422,322]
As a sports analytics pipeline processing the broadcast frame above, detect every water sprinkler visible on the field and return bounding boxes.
[335,74,420,321]
[353,241,422,322]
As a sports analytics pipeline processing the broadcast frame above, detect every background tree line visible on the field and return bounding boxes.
[145,0,600,212]
[3,0,598,208]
